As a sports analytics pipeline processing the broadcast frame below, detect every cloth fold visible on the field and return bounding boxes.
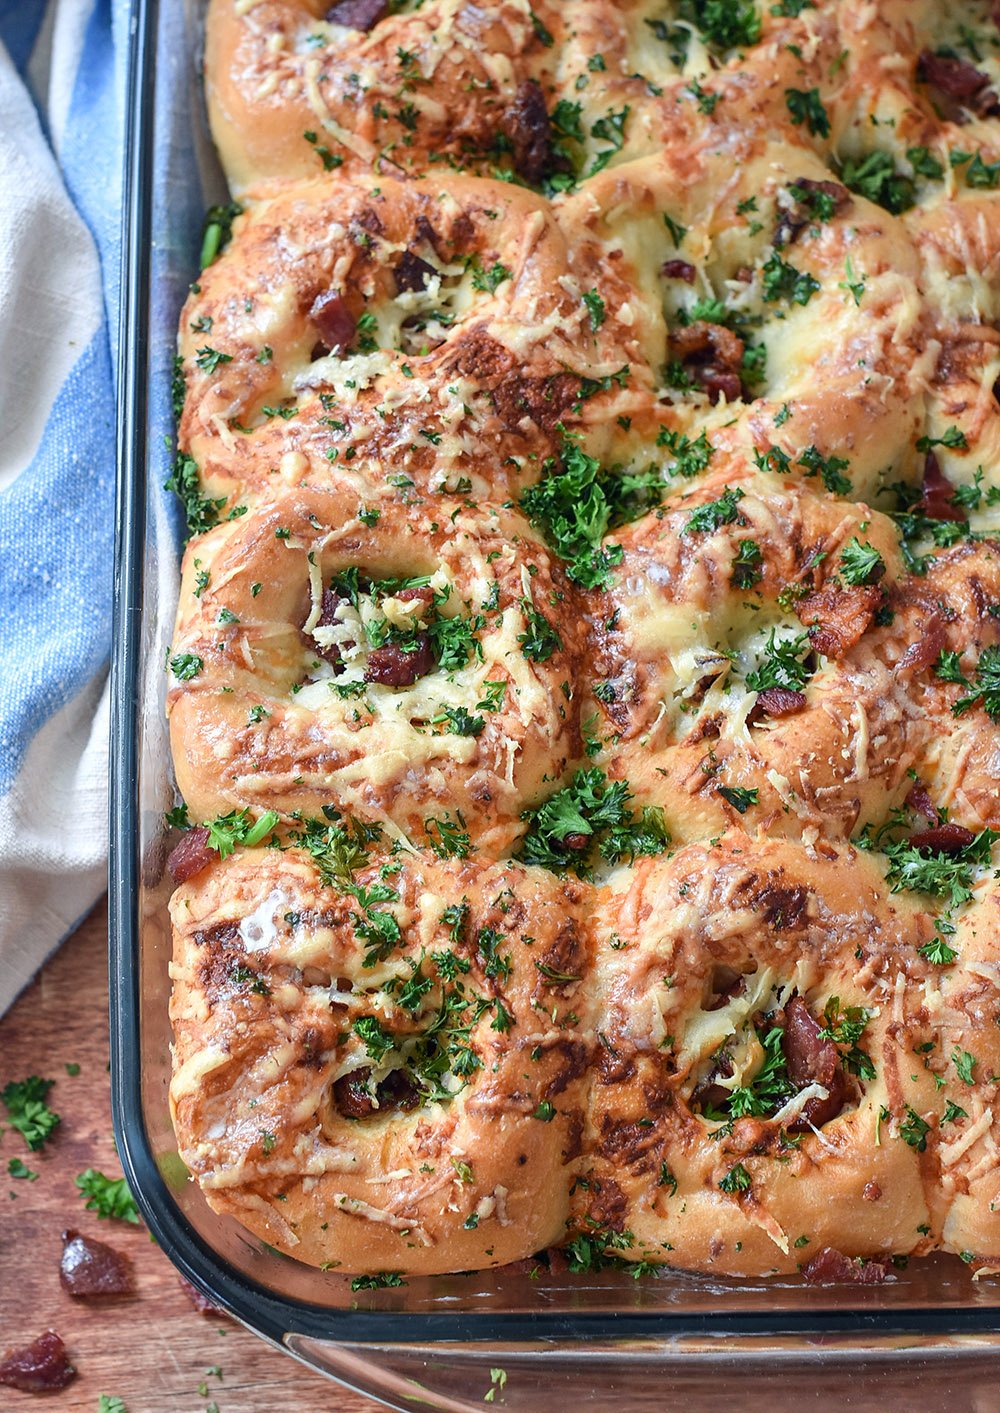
[0,0,126,1013]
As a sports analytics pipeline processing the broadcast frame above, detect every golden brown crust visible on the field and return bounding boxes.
[168,0,1000,1280]
[169,847,591,1274]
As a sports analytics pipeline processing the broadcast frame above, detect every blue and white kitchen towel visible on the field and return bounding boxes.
[0,0,126,1012]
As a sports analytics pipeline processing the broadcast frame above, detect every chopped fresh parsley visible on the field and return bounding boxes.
[718,785,759,813]
[657,427,714,480]
[840,151,914,214]
[952,646,1000,721]
[745,630,812,692]
[719,1162,752,1193]
[165,452,225,537]
[882,828,998,909]
[899,1106,930,1151]
[785,87,829,137]
[731,537,763,588]
[425,811,473,859]
[683,486,745,535]
[839,538,885,586]
[520,438,664,589]
[199,201,242,269]
[518,767,669,877]
[75,1168,140,1223]
[583,289,606,330]
[761,250,820,306]
[168,652,203,681]
[1,1076,59,1151]
[469,257,512,294]
[351,1271,405,1291]
[517,598,562,662]
[194,346,232,375]
[7,1157,38,1181]
[203,808,280,859]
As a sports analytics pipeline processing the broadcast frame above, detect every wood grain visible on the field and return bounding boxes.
[0,901,379,1412]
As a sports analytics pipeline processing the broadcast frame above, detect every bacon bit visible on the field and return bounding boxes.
[394,249,437,294]
[333,1069,376,1119]
[918,49,1000,119]
[364,636,434,686]
[781,996,847,1129]
[60,1230,135,1298]
[796,584,882,659]
[775,177,849,247]
[898,614,947,677]
[499,80,553,185]
[671,320,746,404]
[749,686,806,719]
[178,1275,221,1316]
[0,1331,76,1392]
[801,1247,894,1285]
[919,452,965,522]
[910,823,977,854]
[661,259,697,283]
[312,588,353,669]
[394,585,436,607]
[167,826,214,885]
[863,1182,882,1202]
[905,784,939,822]
[325,0,386,30]
[310,290,356,353]
[561,833,591,852]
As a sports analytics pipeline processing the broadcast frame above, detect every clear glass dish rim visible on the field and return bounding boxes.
[107,0,1000,1350]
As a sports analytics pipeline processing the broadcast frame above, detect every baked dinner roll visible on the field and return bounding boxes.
[167,483,582,852]
[833,0,1000,195]
[590,475,911,840]
[169,843,591,1274]
[204,0,569,192]
[935,891,1000,1268]
[901,188,1000,536]
[177,172,642,510]
[577,832,945,1276]
[556,141,927,503]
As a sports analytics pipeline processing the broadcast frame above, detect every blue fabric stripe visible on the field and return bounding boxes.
[0,328,114,790]
[0,0,49,74]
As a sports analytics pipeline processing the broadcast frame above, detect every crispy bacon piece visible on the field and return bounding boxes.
[179,1275,221,1315]
[671,320,746,404]
[0,1331,76,1392]
[394,249,437,293]
[364,636,434,686]
[775,178,849,247]
[909,823,976,854]
[898,613,947,677]
[781,995,848,1130]
[167,826,214,885]
[311,588,353,669]
[801,1247,894,1285]
[919,452,965,522]
[310,290,356,353]
[918,49,1000,119]
[796,584,882,659]
[333,1067,420,1118]
[749,686,806,719]
[905,783,939,822]
[500,80,553,185]
[325,0,386,30]
[60,1230,135,1298]
[662,259,697,283]
[334,1069,376,1118]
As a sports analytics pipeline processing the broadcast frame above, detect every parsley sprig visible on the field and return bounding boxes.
[518,768,669,877]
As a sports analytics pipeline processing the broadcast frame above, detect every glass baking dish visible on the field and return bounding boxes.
[109,0,1000,1404]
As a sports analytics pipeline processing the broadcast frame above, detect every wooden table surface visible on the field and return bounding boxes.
[0,901,380,1413]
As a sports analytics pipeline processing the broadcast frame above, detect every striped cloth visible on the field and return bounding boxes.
[0,0,126,1012]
